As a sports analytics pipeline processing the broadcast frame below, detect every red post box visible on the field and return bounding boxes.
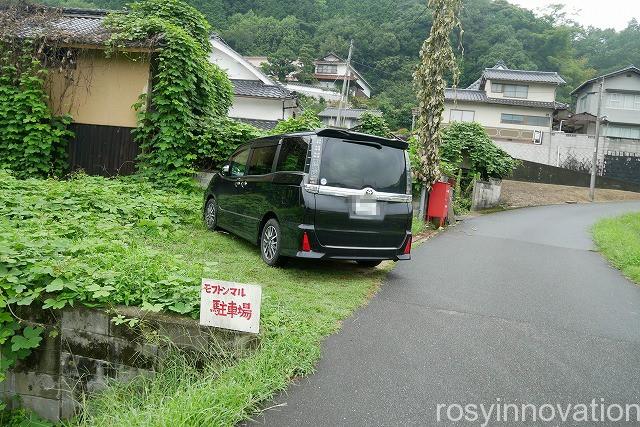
[426,181,451,227]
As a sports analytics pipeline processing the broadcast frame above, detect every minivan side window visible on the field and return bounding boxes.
[276,137,308,172]
[247,145,278,175]
[229,148,250,177]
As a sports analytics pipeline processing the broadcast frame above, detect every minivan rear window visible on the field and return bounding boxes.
[319,138,407,193]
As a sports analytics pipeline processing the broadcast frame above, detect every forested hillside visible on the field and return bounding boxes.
[46,0,640,128]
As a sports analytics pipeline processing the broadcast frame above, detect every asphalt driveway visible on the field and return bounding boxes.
[253,202,640,426]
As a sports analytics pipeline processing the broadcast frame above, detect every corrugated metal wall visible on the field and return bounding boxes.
[68,124,139,176]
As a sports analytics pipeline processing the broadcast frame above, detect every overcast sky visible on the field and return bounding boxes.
[507,0,640,31]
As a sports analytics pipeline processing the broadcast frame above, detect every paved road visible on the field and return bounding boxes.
[254,202,640,426]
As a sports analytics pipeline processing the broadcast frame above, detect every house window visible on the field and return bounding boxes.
[605,125,640,140]
[501,113,548,127]
[607,92,640,110]
[577,95,589,113]
[492,82,503,93]
[450,109,475,122]
[316,64,338,74]
[503,84,529,98]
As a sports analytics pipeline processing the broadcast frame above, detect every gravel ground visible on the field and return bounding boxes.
[499,179,640,208]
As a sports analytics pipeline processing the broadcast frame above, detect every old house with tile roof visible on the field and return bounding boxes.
[9,7,155,175]
[444,62,567,144]
[209,36,300,130]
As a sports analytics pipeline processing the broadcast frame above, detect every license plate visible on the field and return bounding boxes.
[354,199,378,216]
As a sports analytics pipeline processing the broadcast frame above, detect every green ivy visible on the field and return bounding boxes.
[195,117,263,171]
[105,0,234,188]
[271,110,321,135]
[0,39,73,178]
[440,122,519,180]
[0,170,202,384]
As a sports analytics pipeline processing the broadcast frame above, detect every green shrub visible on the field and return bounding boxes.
[195,118,263,172]
[271,110,321,134]
[440,121,519,180]
[354,111,392,137]
[0,171,203,380]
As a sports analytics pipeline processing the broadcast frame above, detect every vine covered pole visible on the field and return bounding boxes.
[413,0,463,218]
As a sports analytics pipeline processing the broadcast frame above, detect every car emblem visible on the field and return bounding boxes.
[365,188,374,196]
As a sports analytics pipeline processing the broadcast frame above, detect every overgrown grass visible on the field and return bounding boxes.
[71,225,389,426]
[411,216,429,235]
[1,172,389,426]
[593,212,640,284]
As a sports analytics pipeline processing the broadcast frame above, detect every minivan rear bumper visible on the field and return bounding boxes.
[293,225,411,261]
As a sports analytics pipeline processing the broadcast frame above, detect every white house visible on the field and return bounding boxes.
[571,65,640,139]
[443,62,567,144]
[209,36,300,130]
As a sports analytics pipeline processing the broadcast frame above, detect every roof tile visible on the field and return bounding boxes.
[482,68,566,85]
[445,88,567,110]
[231,79,292,99]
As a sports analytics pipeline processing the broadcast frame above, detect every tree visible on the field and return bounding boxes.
[262,47,296,81]
[413,0,463,190]
[355,112,392,137]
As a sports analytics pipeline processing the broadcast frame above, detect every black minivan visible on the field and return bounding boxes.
[203,129,413,267]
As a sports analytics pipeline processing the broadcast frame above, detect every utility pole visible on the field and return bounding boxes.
[589,77,604,201]
[336,39,353,128]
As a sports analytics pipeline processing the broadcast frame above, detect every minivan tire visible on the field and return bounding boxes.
[204,197,219,231]
[356,260,382,268]
[260,219,286,267]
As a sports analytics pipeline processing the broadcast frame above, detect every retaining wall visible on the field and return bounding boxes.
[1,306,256,421]
[511,160,640,193]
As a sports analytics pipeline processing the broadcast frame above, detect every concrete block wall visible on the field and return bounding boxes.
[2,306,257,421]
[493,133,640,174]
[471,179,502,210]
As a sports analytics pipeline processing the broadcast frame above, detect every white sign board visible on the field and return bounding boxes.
[199,279,262,334]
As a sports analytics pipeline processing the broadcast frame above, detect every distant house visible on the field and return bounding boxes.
[313,53,372,98]
[443,62,567,143]
[209,36,300,130]
[15,8,154,176]
[279,53,372,102]
[570,66,640,140]
[318,108,381,129]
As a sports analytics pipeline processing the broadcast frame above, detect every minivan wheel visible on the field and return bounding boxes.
[356,260,382,268]
[204,197,218,231]
[261,219,286,267]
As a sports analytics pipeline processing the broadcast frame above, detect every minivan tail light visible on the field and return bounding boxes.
[403,236,412,254]
[302,232,312,252]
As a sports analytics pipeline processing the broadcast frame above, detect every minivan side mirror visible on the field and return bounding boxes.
[222,164,230,175]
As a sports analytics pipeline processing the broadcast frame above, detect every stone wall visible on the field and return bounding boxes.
[1,306,256,421]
